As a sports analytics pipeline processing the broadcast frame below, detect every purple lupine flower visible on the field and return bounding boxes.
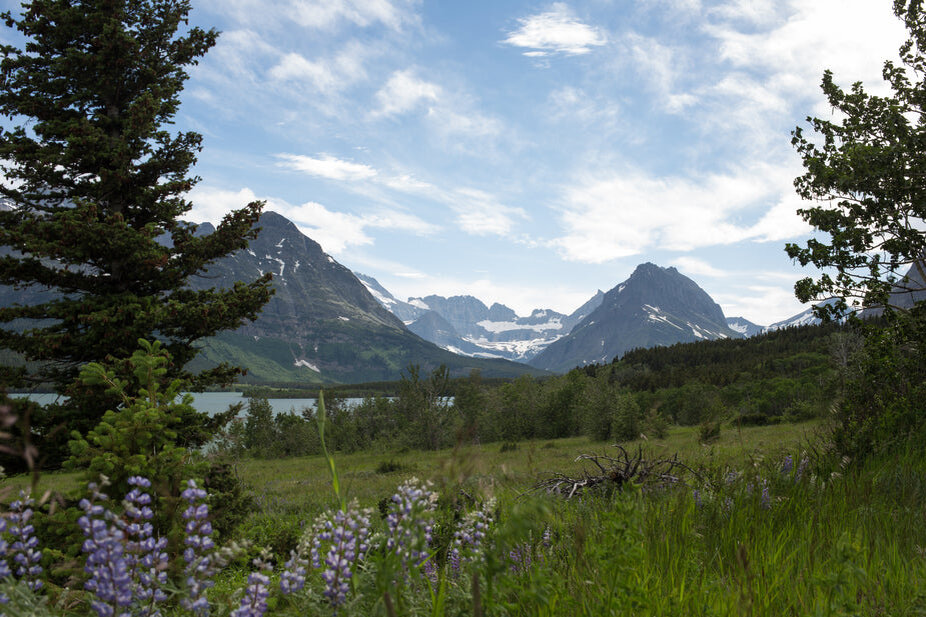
[385,478,437,576]
[508,545,533,574]
[181,480,216,616]
[279,548,309,595]
[231,571,271,617]
[310,501,372,610]
[781,455,794,475]
[78,478,169,617]
[122,477,168,616]
[448,500,494,577]
[723,497,734,512]
[692,488,702,509]
[0,513,11,580]
[8,491,42,591]
[724,471,738,485]
[760,481,771,510]
[78,484,133,617]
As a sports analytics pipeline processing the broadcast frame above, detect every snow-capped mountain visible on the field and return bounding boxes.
[529,263,742,372]
[726,316,765,337]
[355,275,605,361]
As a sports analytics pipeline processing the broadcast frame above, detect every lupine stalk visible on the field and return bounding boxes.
[78,483,132,617]
[8,492,42,592]
[311,502,372,610]
[122,477,168,616]
[448,500,494,577]
[385,479,437,576]
[181,480,216,616]
[231,566,271,617]
[0,515,9,605]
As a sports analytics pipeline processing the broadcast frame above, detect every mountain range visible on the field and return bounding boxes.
[7,208,915,384]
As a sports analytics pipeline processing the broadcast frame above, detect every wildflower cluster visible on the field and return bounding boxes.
[309,502,373,609]
[232,550,274,617]
[448,499,494,576]
[385,478,437,576]
[77,477,168,617]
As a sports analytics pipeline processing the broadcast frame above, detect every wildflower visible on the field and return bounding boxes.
[279,546,309,595]
[181,480,216,615]
[780,455,793,475]
[8,492,42,591]
[78,484,132,617]
[724,470,739,485]
[692,488,702,509]
[310,501,372,610]
[232,552,273,617]
[448,500,494,577]
[760,481,771,510]
[385,478,437,575]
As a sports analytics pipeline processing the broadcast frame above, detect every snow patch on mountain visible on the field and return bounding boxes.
[476,318,563,333]
[294,359,320,372]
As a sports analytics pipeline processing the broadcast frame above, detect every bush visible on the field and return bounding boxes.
[698,421,721,444]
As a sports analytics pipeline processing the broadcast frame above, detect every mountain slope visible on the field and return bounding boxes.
[184,211,544,383]
[529,263,740,372]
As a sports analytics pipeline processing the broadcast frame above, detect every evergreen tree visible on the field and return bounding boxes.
[0,0,272,464]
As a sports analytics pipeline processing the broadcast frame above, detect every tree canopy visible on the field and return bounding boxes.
[787,0,926,318]
[0,0,272,463]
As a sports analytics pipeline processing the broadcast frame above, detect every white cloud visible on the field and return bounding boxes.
[268,41,370,96]
[552,162,809,263]
[715,285,807,326]
[671,257,727,278]
[503,3,607,57]
[186,187,262,225]
[448,188,528,237]
[186,187,437,255]
[707,0,907,100]
[202,0,418,32]
[428,107,502,140]
[276,154,378,181]
[372,69,441,118]
[625,34,698,113]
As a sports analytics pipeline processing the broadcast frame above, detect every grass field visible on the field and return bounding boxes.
[5,419,926,616]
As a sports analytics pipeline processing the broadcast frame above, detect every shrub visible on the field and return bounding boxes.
[698,421,721,444]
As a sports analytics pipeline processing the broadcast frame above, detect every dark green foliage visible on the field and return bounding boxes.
[698,421,721,444]
[0,0,272,466]
[67,340,197,500]
[202,461,255,541]
[375,459,408,474]
[787,1,926,317]
[831,306,926,459]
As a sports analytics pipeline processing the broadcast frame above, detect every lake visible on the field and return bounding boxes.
[10,391,332,417]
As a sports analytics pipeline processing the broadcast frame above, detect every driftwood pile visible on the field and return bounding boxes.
[532,444,699,499]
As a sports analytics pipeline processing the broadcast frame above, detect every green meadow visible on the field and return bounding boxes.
[10,419,926,616]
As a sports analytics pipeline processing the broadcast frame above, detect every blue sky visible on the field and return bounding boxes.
[5,0,910,324]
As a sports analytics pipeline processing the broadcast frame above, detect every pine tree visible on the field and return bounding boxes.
[0,0,272,464]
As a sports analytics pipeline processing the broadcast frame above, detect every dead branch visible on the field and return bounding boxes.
[531,444,702,499]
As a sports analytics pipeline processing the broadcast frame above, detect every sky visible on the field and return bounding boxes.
[4,0,911,325]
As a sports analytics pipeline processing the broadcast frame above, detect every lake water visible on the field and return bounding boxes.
[10,392,331,417]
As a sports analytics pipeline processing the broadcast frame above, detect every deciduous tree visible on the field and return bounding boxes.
[788,0,926,317]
